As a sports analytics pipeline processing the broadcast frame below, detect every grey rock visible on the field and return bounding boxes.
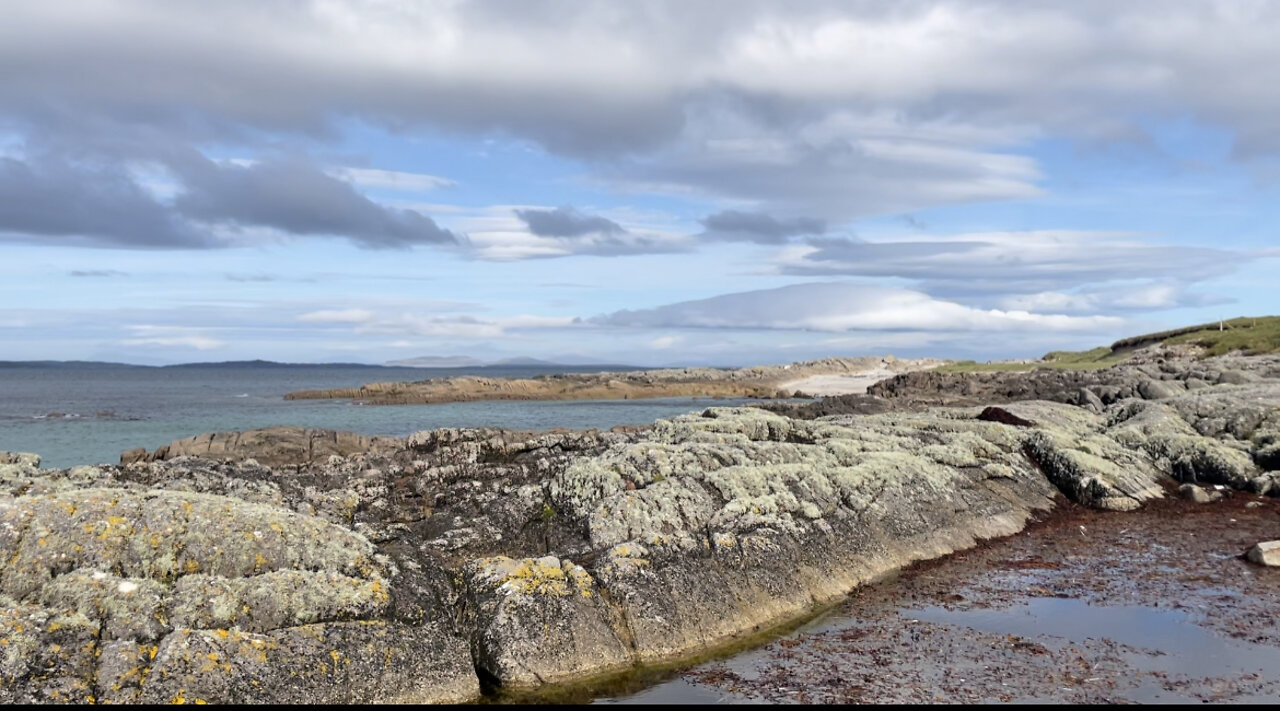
[1218,370,1256,385]
[1138,379,1178,400]
[464,556,631,686]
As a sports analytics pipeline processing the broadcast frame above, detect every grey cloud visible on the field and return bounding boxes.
[515,206,626,237]
[783,234,1248,298]
[69,269,129,277]
[0,129,460,250]
[4,2,1280,254]
[3,2,1278,208]
[173,155,458,248]
[700,210,825,244]
[0,155,209,248]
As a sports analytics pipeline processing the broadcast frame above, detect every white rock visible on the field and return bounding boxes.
[1246,541,1280,566]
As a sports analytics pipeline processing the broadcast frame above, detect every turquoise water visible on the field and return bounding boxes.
[0,364,747,468]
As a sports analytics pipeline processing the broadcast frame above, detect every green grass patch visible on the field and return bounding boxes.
[936,316,1278,372]
[937,347,1126,374]
[1161,316,1280,356]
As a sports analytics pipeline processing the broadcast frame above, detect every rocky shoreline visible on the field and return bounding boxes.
[2,351,1278,703]
[282,355,940,405]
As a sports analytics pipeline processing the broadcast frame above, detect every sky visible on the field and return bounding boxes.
[1,0,1278,366]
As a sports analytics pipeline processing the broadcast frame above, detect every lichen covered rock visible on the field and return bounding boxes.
[0,486,477,704]
[464,556,631,686]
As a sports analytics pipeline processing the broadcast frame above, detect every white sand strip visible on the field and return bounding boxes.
[778,368,898,396]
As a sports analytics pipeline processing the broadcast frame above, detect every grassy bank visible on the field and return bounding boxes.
[937,316,1279,374]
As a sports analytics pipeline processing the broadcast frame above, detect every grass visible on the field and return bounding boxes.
[935,316,1279,373]
[1158,316,1280,356]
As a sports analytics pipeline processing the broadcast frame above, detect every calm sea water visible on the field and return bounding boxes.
[0,364,747,469]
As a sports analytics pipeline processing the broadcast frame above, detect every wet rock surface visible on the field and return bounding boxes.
[1,352,1278,703]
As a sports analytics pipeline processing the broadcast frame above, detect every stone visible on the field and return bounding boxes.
[1246,541,1280,566]
[1218,370,1256,385]
[464,556,632,686]
[1179,483,1221,504]
[1138,379,1178,400]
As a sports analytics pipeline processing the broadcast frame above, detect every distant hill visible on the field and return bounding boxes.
[384,355,486,368]
[0,359,389,369]
[0,360,144,369]
[162,359,380,369]
[384,355,636,369]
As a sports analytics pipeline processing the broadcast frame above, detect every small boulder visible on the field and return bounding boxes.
[1178,483,1222,504]
[1218,370,1256,385]
[1077,388,1104,413]
[1246,541,1280,566]
[1138,379,1177,401]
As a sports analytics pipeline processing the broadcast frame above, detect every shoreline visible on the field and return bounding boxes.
[282,355,943,405]
[2,350,1277,703]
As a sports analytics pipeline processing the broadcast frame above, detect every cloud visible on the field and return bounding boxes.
[699,210,825,244]
[0,155,209,248]
[328,167,454,193]
[69,269,128,277]
[462,207,689,260]
[998,282,1234,314]
[779,231,1253,298]
[594,282,1122,333]
[296,307,574,339]
[297,309,378,324]
[172,154,460,249]
[120,325,223,350]
[0,143,460,250]
[515,206,626,237]
[5,1,1280,231]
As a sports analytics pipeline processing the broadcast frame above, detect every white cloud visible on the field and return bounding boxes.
[596,282,1123,334]
[119,325,224,350]
[295,307,576,339]
[298,308,378,324]
[327,167,455,193]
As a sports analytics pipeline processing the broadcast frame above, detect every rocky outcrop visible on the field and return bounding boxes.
[0,487,476,704]
[120,427,398,468]
[4,354,1280,703]
[283,356,940,405]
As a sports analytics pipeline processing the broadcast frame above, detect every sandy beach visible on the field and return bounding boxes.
[779,368,902,396]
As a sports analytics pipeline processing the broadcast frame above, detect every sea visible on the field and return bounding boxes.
[0,362,749,470]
